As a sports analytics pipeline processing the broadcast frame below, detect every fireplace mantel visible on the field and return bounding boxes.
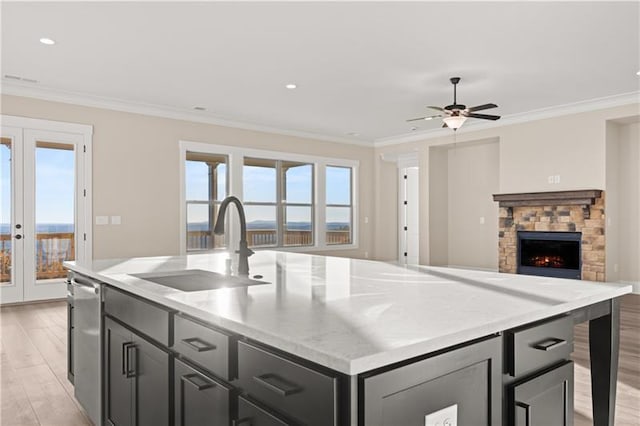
[493,189,602,219]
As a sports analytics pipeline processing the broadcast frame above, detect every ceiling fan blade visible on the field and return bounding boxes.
[466,113,501,121]
[406,114,442,122]
[468,103,497,112]
[427,106,445,111]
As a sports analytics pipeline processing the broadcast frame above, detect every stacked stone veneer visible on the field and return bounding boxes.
[498,194,605,281]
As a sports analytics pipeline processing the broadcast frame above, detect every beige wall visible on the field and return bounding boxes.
[446,140,499,269]
[375,103,640,274]
[606,120,640,288]
[426,139,499,269]
[1,94,374,260]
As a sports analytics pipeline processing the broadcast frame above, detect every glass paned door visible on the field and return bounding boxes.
[0,125,88,303]
[0,127,24,304]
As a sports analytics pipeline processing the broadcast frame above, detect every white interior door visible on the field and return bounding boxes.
[1,118,91,303]
[399,167,419,265]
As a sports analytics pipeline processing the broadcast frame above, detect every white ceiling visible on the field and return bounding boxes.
[1,2,639,145]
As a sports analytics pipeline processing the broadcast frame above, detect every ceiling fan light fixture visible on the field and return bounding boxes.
[442,115,467,129]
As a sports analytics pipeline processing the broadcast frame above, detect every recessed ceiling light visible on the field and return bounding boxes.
[285,84,297,89]
[39,37,56,45]
[193,106,207,111]
[637,70,640,76]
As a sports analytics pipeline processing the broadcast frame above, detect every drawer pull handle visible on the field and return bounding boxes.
[181,373,215,391]
[122,342,137,378]
[253,373,303,397]
[515,401,531,426]
[532,338,567,351]
[232,418,252,426]
[181,337,217,352]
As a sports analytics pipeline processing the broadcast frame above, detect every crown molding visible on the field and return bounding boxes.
[0,82,374,148]
[374,91,640,147]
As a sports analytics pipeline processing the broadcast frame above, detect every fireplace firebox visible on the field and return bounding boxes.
[517,231,581,279]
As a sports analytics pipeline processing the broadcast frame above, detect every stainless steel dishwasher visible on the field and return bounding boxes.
[70,271,102,425]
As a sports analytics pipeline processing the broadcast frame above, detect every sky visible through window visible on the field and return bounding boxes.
[185,161,351,227]
[0,145,75,233]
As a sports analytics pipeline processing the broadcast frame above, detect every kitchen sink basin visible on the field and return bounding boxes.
[130,269,268,292]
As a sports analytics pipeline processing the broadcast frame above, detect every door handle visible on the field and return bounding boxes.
[181,373,215,391]
[253,373,303,397]
[515,401,531,426]
[122,342,136,378]
[181,337,216,352]
[532,338,567,351]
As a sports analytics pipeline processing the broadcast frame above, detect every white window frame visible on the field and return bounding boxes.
[179,140,358,254]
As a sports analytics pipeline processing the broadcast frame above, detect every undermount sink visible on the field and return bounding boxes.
[130,269,268,292]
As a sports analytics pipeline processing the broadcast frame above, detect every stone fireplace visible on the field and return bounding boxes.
[493,190,605,281]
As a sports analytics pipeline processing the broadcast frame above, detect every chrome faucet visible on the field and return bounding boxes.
[214,196,254,276]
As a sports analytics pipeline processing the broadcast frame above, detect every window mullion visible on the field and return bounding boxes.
[276,160,284,247]
[316,163,327,247]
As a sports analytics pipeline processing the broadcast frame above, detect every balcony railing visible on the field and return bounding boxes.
[187,229,351,250]
[0,232,75,283]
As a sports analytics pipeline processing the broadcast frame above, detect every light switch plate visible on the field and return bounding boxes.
[95,216,108,225]
[110,216,121,225]
[425,404,457,426]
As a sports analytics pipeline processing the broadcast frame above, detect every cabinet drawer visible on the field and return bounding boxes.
[103,286,172,346]
[235,396,292,426]
[506,315,573,377]
[173,313,237,380]
[237,341,337,426]
[175,358,232,426]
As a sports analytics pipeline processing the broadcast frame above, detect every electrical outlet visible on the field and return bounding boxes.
[364,216,369,224]
[110,216,121,225]
[614,264,619,273]
[479,216,485,225]
[425,404,457,426]
[364,251,369,258]
[548,175,554,184]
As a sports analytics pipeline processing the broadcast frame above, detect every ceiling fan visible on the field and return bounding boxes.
[407,77,500,130]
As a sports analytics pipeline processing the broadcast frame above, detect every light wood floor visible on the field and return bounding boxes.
[0,296,638,425]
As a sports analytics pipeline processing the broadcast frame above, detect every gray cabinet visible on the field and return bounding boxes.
[174,358,232,426]
[235,396,292,426]
[509,361,574,426]
[361,336,502,426]
[104,317,170,426]
[237,341,338,426]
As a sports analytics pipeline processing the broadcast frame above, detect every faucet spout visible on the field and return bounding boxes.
[214,196,254,276]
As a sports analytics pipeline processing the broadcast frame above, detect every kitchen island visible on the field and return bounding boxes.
[65,251,630,426]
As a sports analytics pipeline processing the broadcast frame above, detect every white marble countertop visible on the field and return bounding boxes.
[65,251,631,375]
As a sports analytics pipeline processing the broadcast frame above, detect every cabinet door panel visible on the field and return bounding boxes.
[175,358,232,426]
[511,361,574,426]
[362,336,502,426]
[134,333,170,426]
[104,318,133,426]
